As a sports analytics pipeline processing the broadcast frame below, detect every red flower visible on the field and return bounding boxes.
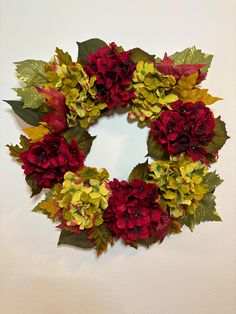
[36,87,68,133]
[85,42,136,109]
[20,134,85,188]
[150,101,215,163]
[103,179,171,244]
[156,53,207,84]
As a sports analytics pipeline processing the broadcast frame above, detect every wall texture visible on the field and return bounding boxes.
[0,1,235,313]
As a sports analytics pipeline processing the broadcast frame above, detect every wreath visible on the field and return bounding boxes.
[5,38,229,256]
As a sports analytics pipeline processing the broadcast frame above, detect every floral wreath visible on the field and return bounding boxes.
[6,38,229,256]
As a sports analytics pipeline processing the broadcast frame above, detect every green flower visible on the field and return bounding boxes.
[42,167,111,230]
[45,61,106,128]
[129,61,178,127]
[148,156,209,218]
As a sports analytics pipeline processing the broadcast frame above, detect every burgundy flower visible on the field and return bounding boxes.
[150,101,215,163]
[156,53,207,84]
[85,42,136,109]
[103,179,171,244]
[20,134,85,188]
[36,87,68,133]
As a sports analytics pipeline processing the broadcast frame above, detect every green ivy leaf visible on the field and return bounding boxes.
[25,175,42,197]
[206,117,229,154]
[55,47,72,65]
[58,230,94,249]
[170,46,213,73]
[4,100,41,126]
[203,171,223,193]
[128,160,149,182]
[195,193,222,224]
[130,48,155,63]
[63,125,96,156]
[77,38,107,64]
[89,225,114,256]
[14,59,47,86]
[179,212,195,231]
[146,133,168,160]
[13,87,44,109]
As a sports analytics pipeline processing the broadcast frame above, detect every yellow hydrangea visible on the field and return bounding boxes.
[45,61,106,128]
[38,167,111,230]
[129,61,178,127]
[148,156,209,218]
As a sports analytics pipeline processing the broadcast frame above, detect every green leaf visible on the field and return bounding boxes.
[130,48,155,63]
[55,47,72,65]
[194,193,222,224]
[203,171,223,193]
[13,87,44,109]
[146,133,168,160]
[14,59,47,86]
[4,100,41,126]
[128,160,149,182]
[89,225,114,256]
[135,236,157,248]
[77,38,107,64]
[179,212,195,231]
[58,230,94,249]
[206,117,229,154]
[170,46,213,73]
[63,125,96,156]
[7,135,30,159]
[25,175,42,197]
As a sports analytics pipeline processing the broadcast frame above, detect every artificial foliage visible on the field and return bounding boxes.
[5,39,229,256]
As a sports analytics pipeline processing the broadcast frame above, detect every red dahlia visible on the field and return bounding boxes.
[85,42,136,109]
[20,134,85,188]
[103,179,171,244]
[150,101,215,163]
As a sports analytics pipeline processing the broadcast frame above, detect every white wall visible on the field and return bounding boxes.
[0,1,236,313]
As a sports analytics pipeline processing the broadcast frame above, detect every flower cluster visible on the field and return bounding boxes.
[104,179,171,244]
[20,134,85,188]
[150,101,215,163]
[7,39,227,256]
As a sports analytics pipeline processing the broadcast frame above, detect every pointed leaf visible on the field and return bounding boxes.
[4,100,41,126]
[58,230,94,249]
[130,48,155,63]
[206,117,229,153]
[146,133,168,160]
[63,125,96,156]
[77,38,107,64]
[25,175,42,197]
[55,47,72,65]
[203,172,223,193]
[89,225,114,256]
[170,46,213,73]
[7,135,30,159]
[14,87,44,109]
[194,193,222,224]
[128,160,149,182]
[14,59,47,86]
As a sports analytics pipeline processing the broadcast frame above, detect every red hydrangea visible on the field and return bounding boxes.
[20,134,85,188]
[85,42,136,109]
[103,179,171,244]
[36,87,68,133]
[150,101,215,163]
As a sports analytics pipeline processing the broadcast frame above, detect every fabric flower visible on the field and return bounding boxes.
[103,179,171,244]
[150,101,215,163]
[36,87,68,133]
[85,42,136,109]
[156,53,207,84]
[20,134,85,188]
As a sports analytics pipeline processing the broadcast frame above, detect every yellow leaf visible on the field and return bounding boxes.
[39,199,60,218]
[22,122,50,142]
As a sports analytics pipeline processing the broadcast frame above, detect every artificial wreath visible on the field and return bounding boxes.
[5,38,229,256]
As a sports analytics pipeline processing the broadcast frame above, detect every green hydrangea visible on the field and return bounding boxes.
[45,61,106,128]
[129,61,178,127]
[41,167,111,230]
[148,156,209,218]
